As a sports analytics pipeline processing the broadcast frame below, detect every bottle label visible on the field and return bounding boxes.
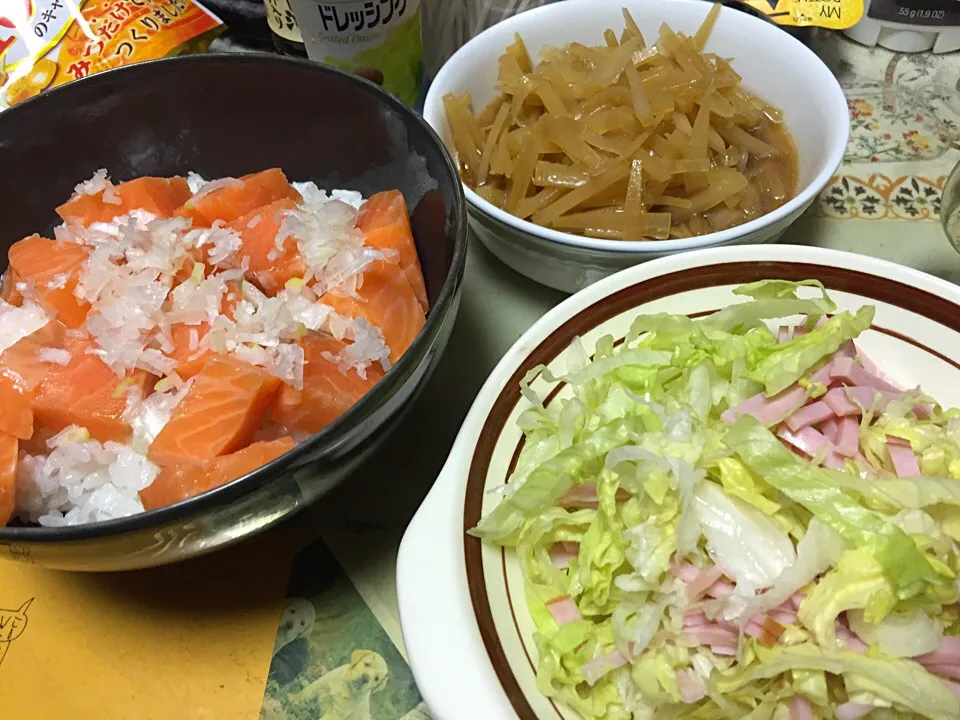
[287,0,424,106]
[264,0,303,42]
[736,0,864,29]
[866,0,960,27]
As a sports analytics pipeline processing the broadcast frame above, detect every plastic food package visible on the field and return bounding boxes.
[0,0,225,110]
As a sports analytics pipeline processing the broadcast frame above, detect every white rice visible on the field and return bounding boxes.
[17,428,159,527]
[13,172,385,526]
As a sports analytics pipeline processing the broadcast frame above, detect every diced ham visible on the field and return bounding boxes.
[676,669,707,703]
[789,695,815,720]
[769,609,798,626]
[705,580,734,598]
[835,416,860,457]
[545,595,582,626]
[888,440,921,478]
[685,624,739,646]
[550,541,579,570]
[671,562,700,583]
[723,386,808,426]
[835,703,875,720]
[823,386,899,417]
[582,650,628,686]
[745,615,785,647]
[820,417,840,444]
[777,425,834,460]
[917,637,960,666]
[684,564,725,601]
[784,400,834,432]
[855,344,900,391]
[710,644,737,655]
[556,483,629,509]
[831,356,901,393]
[925,665,960,682]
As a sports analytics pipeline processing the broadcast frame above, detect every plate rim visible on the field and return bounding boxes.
[398,244,960,720]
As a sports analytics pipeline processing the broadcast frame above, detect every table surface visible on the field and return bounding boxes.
[3,12,960,720]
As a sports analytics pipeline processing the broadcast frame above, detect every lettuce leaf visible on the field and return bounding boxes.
[714,643,960,718]
[725,416,941,598]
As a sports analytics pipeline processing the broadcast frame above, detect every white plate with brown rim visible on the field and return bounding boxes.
[396,244,960,719]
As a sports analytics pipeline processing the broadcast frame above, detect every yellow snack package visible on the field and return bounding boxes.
[736,0,865,30]
[0,0,225,109]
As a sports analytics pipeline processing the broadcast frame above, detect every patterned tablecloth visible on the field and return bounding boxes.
[0,24,957,720]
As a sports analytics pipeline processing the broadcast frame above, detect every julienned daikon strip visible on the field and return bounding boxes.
[443,5,798,241]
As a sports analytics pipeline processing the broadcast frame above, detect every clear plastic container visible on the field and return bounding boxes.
[843,0,960,53]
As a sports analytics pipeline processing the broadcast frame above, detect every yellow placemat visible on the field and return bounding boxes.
[0,535,294,720]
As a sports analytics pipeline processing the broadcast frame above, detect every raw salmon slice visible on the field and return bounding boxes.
[228,197,306,293]
[177,169,302,228]
[165,281,241,379]
[140,437,295,511]
[32,334,151,444]
[270,337,384,435]
[1,269,22,306]
[323,260,425,364]
[0,432,17,526]
[7,235,90,328]
[56,176,192,226]
[359,190,429,312]
[147,355,283,465]
[0,320,66,439]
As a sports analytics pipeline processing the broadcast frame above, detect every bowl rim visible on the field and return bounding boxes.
[424,0,850,255]
[0,53,469,543]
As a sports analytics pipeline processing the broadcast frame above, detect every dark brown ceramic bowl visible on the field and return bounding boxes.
[0,54,467,571]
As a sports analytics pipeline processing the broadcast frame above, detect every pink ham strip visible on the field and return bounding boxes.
[671,562,700,583]
[710,644,736,655]
[546,596,582,626]
[823,451,847,470]
[582,650,628,686]
[824,386,899,417]
[835,416,860,457]
[836,624,867,653]
[745,615,786,647]
[676,669,707,703]
[779,325,793,343]
[685,564,725,601]
[888,441,921,478]
[925,664,960,682]
[550,542,579,570]
[821,417,840,444]
[778,425,834,460]
[790,593,806,610]
[557,483,629,509]
[683,611,709,627]
[704,580,734,598]
[784,400,834,432]
[831,356,901,393]
[835,702,874,720]
[789,695,814,720]
[722,386,807,426]
[916,637,960,665]
[685,624,739,646]
[793,326,808,337]
[769,609,798,626]
[855,344,901,390]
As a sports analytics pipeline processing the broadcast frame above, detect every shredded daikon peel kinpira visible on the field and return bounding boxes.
[444,3,798,241]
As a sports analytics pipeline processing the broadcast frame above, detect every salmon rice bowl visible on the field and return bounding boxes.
[0,168,429,528]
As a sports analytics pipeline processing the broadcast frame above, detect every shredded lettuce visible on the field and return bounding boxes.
[470,280,960,719]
